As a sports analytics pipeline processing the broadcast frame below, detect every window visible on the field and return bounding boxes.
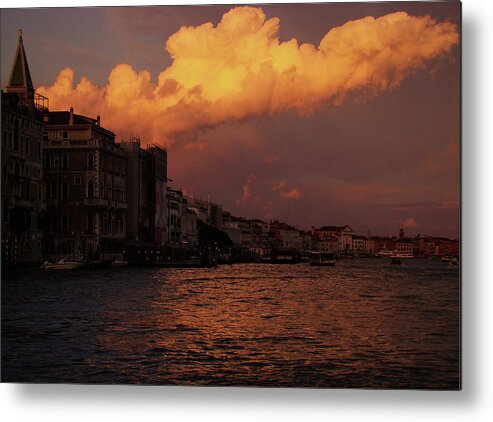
[62,131,68,139]
[74,177,81,185]
[13,120,18,151]
[62,181,69,200]
[37,141,41,158]
[53,155,59,167]
[61,214,68,231]
[44,154,50,170]
[87,180,94,198]
[61,153,68,169]
[49,182,57,199]
[25,137,29,155]
[88,153,94,170]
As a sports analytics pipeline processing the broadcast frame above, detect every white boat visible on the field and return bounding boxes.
[310,252,336,266]
[41,258,84,270]
[390,251,414,259]
[376,250,393,258]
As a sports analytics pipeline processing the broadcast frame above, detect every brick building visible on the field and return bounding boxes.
[42,109,127,260]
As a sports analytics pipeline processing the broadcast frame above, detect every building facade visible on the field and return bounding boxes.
[1,30,47,265]
[43,109,127,260]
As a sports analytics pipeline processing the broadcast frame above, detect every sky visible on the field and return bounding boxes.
[0,2,460,238]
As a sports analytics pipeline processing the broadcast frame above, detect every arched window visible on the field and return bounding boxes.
[87,180,94,198]
[61,153,68,169]
[87,153,94,170]
[62,181,69,200]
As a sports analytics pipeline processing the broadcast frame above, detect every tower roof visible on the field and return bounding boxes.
[8,29,34,91]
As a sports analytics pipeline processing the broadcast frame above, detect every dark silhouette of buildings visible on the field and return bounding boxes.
[1,30,48,265]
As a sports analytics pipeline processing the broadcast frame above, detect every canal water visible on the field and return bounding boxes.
[1,259,460,389]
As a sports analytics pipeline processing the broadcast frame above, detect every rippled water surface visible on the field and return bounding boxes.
[1,259,460,388]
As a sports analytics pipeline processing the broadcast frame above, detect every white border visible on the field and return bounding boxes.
[2,0,492,421]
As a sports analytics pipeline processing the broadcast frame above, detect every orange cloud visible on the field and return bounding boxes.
[236,174,256,204]
[37,7,458,145]
[402,217,418,228]
[272,181,286,191]
[281,188,302,200]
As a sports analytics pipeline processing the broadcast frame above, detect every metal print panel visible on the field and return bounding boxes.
[0,1,461,389]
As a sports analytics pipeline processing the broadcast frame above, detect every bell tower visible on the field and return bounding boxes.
[6,29,36,114]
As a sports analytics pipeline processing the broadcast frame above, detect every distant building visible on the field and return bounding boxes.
[314,225,353,254]
[43,109,127,260]
[1,30,48,265]
[352,235,366,255]
[167,188,198,250]
[186,196,223,229]
[364,237,375,256]
[395,238,413,254]
[372,236,396,254]
[269,221,302,250]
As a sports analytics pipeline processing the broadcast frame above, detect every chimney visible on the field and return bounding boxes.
[69,107,74,125]
[97,115,100,126]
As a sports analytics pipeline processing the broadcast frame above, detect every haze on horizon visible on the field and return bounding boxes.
[0,2,461,238]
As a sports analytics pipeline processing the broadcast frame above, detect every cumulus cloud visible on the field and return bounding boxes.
[402,217,418,228]
[38,6,458,145]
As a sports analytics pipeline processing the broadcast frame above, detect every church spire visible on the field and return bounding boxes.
[7,28,34,92]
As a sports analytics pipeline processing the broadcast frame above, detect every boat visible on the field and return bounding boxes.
[309,252,336,266]
[376,250,393,258]
[390,251,414,259]
[391,258,402,265]
[40,258,84,270]
[111,254,128,267]
[111,259,128,268]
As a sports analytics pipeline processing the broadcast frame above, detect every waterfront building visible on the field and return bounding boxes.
[222,213,253,248]
[119,140,168,245]
[314,225,353,254]
[186,196,223,229]
[314,236,338,253]
[395,238,414,255]
[269,221,303,250]
[1,30,48,265]
[372,236,396,254]
[166,187,198,250]
[364,237,375,256]
[247,219,270,250]
[43,109,127,260]
[352,235,366,255]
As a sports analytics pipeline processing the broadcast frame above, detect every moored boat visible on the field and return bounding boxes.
[390,251,414,259]
[40,258,84,270]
